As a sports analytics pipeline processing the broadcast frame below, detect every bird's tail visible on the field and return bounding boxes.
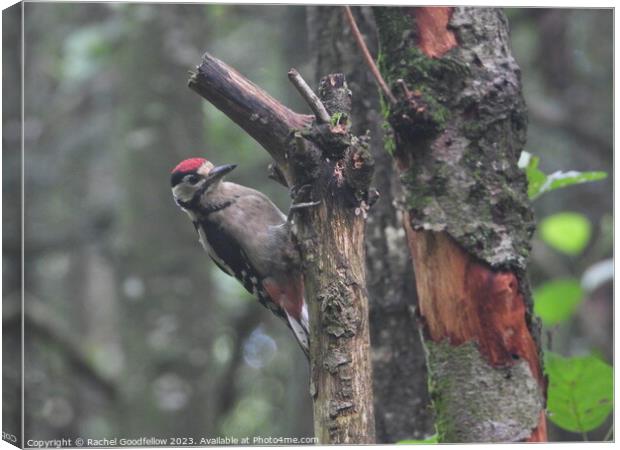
[262,276,310,360]
[285,302,310,359]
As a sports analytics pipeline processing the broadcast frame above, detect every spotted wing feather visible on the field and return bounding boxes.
[198,218,287,322]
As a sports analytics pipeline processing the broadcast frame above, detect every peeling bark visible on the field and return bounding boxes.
[307,6,434,442]
[289,75,376,443]
[411,8,457,58]
[374,6,547,442]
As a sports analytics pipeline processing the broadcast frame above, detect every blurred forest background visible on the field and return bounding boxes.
[3,4,613,444]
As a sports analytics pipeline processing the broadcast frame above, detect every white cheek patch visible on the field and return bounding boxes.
[172,180,206,204]
[172,184,192,203]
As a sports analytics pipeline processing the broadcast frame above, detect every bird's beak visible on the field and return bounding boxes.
[208,164,237,181]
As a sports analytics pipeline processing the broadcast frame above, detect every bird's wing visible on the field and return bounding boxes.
[197,217,288,322]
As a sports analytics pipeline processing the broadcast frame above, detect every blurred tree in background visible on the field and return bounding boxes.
[3,4,612,443]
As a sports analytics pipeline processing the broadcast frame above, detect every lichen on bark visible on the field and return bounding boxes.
[374,7,534,272]
[425,340,543,442]
[374,6,547,442]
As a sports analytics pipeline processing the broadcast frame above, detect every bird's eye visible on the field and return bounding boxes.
[186,175,200,185]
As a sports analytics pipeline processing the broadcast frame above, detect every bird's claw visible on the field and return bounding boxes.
[287,200,321,223]
[290,201,321,211]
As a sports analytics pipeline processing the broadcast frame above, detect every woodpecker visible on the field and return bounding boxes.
[170,157,309,358]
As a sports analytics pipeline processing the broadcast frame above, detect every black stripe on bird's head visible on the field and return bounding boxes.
[170,157,237,207]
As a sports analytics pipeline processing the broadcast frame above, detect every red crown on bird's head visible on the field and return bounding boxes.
[171,157,208,174]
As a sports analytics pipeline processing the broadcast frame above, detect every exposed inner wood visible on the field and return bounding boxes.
[410,7,458,58]
[382,7,547,441]
[403,215,546,440]
[406,226,541,378]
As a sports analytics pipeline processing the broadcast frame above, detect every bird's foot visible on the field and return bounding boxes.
[287,200,321,223]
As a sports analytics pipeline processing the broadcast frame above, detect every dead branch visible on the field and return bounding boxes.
[288,68,331,123]
[188,52,313,181]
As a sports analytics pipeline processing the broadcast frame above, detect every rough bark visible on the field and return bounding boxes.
[189,54,376,443]
[307,6,434,442]
[290,75,375,444]
[374,7,546,442]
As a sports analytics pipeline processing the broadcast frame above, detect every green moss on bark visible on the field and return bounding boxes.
[425,340,543,442]
[374,8,544,442]
[374,8,468,136]
[374,7,534,271]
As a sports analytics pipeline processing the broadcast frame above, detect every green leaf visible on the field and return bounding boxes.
[546,352,613,433]
[539,212,592,255]
[330,112,344,127]
[538,170,608,199]
[519,151,546,199]
[518,151,607,200]
[397,435,438,444]
[533,279,583,326]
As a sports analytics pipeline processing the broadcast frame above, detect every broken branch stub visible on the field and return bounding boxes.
[287,72,376,443]
[287,72,374,208]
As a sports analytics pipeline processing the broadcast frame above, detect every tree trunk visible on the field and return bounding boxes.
[307,6,434,442]
[288,75,375,444]
[374,7,547,442]
[189,53,376,443]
